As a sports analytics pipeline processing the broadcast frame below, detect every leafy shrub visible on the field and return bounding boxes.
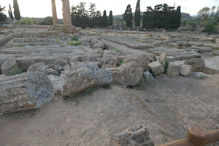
[41,17,53,25]
[67,41,82,46]
[71,36,79,41]
[16,18,37,25]
[203,22,217,34]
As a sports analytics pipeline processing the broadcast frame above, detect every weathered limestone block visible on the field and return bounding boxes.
[184,58,205,72]
[0,72,54,114]
[124,54,153,70]
[195,46,213,53]
[119,61,143,86]
[62,62,112,97]
[159,52,167,66]
[167,61,184,77]
[27,62,47,74]
[92,41,105,49]
[112,125,154,146]
[99,53,124,68]
[180,65,192,76]
[48,75,64,95]
[106,67,124,85]
[47,68,59,76]
[148,61,164,76]
[1,59,22,75]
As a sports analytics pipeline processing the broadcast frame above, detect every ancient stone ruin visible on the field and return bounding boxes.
[0,24,218,145]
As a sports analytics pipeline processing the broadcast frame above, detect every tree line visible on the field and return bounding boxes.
[123,0,181,30]
[71,2,113,28]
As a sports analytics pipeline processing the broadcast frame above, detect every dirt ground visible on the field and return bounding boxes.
[0,74,219,146]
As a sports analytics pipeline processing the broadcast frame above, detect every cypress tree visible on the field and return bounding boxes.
[13,0,21,20]
[102,10,108,27]
[8,4,14,20]
[123,4,133,28]
[134,0,141,27]
[109,10,113,26]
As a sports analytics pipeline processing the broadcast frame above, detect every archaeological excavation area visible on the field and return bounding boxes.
[0,25,219,146]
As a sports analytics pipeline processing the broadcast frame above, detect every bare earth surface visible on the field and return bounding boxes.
[0,74,218,146]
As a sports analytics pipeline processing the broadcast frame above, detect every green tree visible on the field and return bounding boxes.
[124,4,133,28]
[71,2,89,28]
[13,0,21,20]
[8,4,14,20]
[109,10,113,26]
[101,10,108,27]
[134,0,141,27]
[41,17,53,25]
[0,6,6,24]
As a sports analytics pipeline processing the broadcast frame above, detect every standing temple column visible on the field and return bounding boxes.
[62,0,72,26]
[51,0,58,25]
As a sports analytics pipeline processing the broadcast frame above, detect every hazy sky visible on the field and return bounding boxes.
[1,0,219,18]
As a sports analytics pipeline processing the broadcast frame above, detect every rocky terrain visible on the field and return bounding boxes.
[0,26,218,146]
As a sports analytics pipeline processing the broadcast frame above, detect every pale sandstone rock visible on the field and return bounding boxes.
[184,58,205,72]
[180,65,192,76]
[119,61,144,86]
[62,62,112,97]
[112,125,154,146]
[148,62,164,76]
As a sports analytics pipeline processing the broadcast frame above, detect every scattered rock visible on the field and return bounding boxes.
[27,62,47,74]
[192,72,211,79]
[0,72,54,114]
[92,41,105,49]
[184,58,205,72]
[159,52,167,66]
[180,65,192,76]
[143,71,154,81]
[47,68,60,76]
[1,59,22,75]
[48,75,64,95]
[124,53,153,70]
[148,61,164,76]
[119,61,143,86]
[112,125,154,146]
[106,68,124,85]
[62,62,112,97]
[167,61,183,77]
[195,46,213,53]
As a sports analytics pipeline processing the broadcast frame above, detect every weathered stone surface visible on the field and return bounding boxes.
[27,62,47,74]
[192,72,211,79]
[62,62,112,97]
[180,65,192,76]
[112,125,154,146]
[159,52,167,66]
[119,61,143,86]
[0,72,54,114]
[148,62,164,76]
[47,68,59,76]
[184,58,205,72]
[167,61,184,77]
[99,53,124,68]
[106,67,124,85]
[124,54,153,70]
[143,71,154,81]
[195,46,213,53]
[48,75,64,95]
[1,59,21,75]
[92,41,105,49]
